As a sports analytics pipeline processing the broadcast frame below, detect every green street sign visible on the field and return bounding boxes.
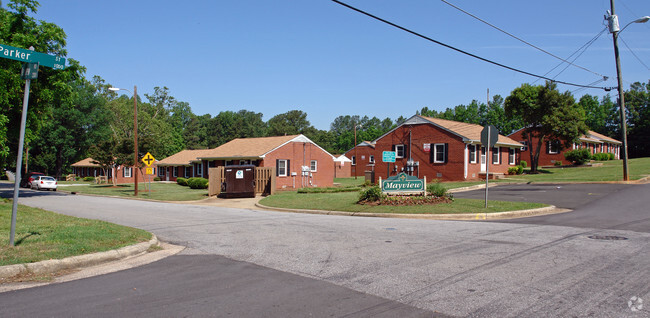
[21,63,39,80]
[382,151,396,163]
[381,172,425,193]
[0,44,66,69]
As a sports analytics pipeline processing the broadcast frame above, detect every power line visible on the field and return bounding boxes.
[440,0,608,79]
[618,36,650,71]
[331,0,614,91]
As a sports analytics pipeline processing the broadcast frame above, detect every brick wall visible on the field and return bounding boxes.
[344,146,376,177]
[263,142,334,189]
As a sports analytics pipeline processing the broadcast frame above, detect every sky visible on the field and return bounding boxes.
[15,0,650,130]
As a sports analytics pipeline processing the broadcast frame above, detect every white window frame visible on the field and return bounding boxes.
[173,167,178,177]
[369,155,375,164]
[433,143,445,163]
[469,145,477,163]
[158,167,165,177]
[509,148,516,165]
[492,147,500,164]
[124,167,132,178]
[310,160,317,172]
[184,166,192,178]
[548,141,561,154]
[278,159,288,177]
[395,144,405,158]
[195,162,203,177]
[239,159,251,165]
[521,141,528,151]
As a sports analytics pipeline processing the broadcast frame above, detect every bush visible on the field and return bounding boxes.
[83,176,95,182]
[176,177,188,186]
[564,149,592,165]
[520,160,527,168]
[153,176,161,181]
[554,160,563,166]
[426,181,448,197]
[187,177,209,189]
[508,165,524,175]
[608,153,615,160]
[358,186,383,202]
[592,152,610,161]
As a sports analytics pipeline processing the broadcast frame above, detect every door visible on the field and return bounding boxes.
[480,147,486,172]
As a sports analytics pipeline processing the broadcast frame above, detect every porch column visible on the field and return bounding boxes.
[463,143,468,179]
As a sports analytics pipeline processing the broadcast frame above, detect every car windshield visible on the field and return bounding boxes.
[42,177,56,181]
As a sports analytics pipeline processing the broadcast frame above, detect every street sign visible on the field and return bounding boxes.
[142,152,156,167]
[382,151,396,163]
[0,44,66,69]
[480,125,499,148]
[21,62,39,80]
[145,167,153,175]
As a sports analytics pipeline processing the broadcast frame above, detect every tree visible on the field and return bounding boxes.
[625,80,650,158]
[505,82,588,173]
[267,110,311,136]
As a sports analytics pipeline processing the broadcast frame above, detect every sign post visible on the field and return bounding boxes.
[142,152,156,193]
[382,151,396,178]
[480,125,499,209]
[3,44,65,246]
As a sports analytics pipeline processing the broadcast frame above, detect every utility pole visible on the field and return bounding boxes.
[608,0,629,181]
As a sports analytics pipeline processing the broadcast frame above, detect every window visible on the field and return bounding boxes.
[351,156,356,166]
[239,160,251,165]
[469,145,477,163]
[124,167,132,178]
[395,144,405,158]
[548,141,561,154]
[173,167,178,177]
[521,141,528,151]
[195,162,203,177]
[225,160,234,166]
[492,147,500,164]
[433,143,446,163]
[184,166,192,178]
[278,159,288,177]
[158,167,165,177]
[509,148,516,165]
[369,155,375,164]
[310,160,317,172]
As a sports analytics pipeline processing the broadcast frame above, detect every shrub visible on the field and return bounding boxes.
[83,176,95,182]
[520,160,527,168]
[153,176,161,181]
[426,181,448,197]
[592,152,610,161]
[187,177,209,189]
[358,186,383,202]
[564,149,592,165]
[608,153,615,160]
[176,177,188,186]
[554,160,563,166]
[508,165,524,175]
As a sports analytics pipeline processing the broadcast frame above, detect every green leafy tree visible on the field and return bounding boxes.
[267,110,311,137]
[505,81,588,173]
[625,80,650,158]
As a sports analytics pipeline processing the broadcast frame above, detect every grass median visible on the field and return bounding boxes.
[0,200,151,267]
[259,191,547,214]
[61,182,208,201]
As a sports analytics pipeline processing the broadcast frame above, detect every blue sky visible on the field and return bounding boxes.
[25,0,650,130]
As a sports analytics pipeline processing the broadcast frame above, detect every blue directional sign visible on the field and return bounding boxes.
[382,151,396,163]
[0,44,66,69]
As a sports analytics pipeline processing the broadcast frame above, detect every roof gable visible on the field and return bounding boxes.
[198,135,334,159]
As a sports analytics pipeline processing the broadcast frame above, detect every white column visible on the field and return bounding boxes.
[464,143,468,179]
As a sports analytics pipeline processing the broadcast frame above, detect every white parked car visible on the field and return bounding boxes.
[31,176,57,191]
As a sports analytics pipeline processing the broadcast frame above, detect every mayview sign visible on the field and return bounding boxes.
[381,172,425,194]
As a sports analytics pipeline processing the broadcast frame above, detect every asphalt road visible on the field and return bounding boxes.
[1,183,649,317]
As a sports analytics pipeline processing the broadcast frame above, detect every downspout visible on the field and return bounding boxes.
[464,143,468,179]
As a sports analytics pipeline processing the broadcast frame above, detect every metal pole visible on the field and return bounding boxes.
[133,85,139,196]
[485,128,490,209]
[10,78,31,246]
[610,0,629,181]
[354,124,357,180]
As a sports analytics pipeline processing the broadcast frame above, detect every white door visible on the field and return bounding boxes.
[480,147,486,172]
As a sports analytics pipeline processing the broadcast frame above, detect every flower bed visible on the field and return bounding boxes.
[359,194,453,206]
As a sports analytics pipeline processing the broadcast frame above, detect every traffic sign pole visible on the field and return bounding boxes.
[10,75,32,246]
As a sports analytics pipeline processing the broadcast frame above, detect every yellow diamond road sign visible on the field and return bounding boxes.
[142,152,155,167]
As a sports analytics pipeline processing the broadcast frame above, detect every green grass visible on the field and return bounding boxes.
[0,200,151,266]
[497,157,650,183]
[260,191,547,214]
[62,182,208,201]
[333,177,366,187]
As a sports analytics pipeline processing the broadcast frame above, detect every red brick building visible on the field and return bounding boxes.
[156,149,213,182]
[70,158,156,184]
[508,128,622,167]
[334,155,352,178]
[367,115,523,181]
[344,141,376,177]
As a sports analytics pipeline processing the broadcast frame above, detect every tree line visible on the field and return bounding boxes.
[2,0,649,178]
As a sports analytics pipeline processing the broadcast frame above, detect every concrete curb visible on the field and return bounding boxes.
[0,235,159,280]
[254,202,569,220]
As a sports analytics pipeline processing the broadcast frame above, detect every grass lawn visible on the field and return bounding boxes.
[260,191,547,214]
[0,200,151,266]
[497,157,650,183]
[61,182,208,201]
